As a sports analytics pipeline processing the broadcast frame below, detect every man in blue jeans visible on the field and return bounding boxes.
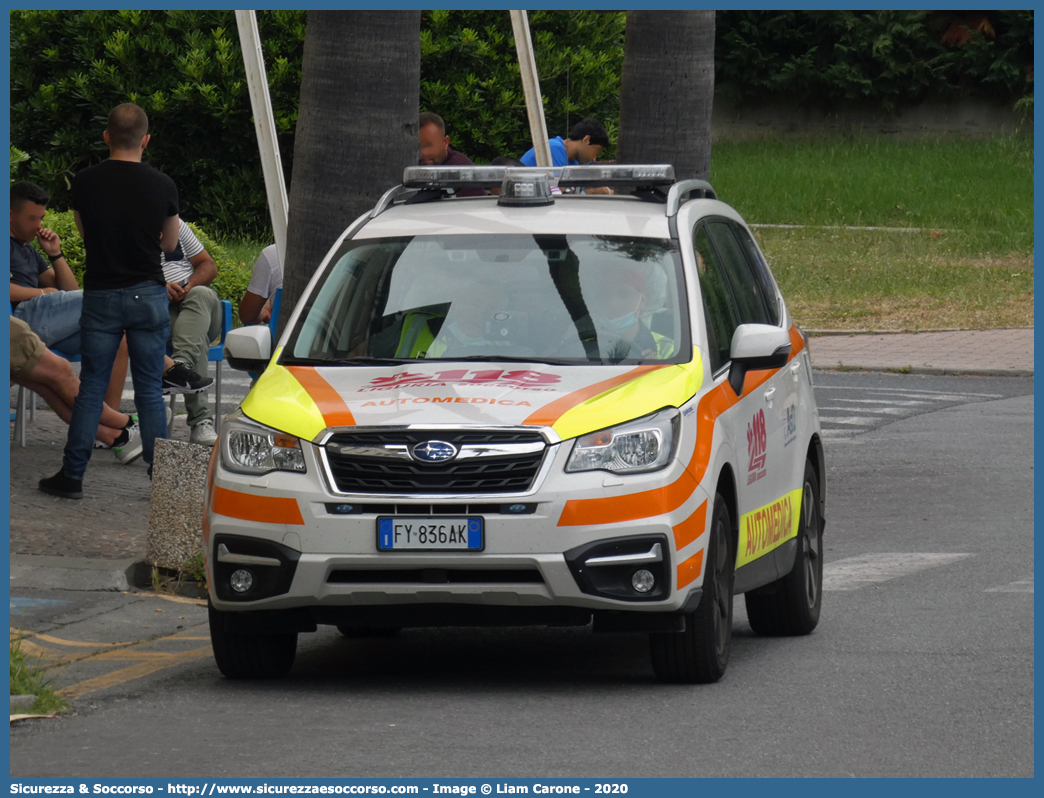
[40,103,181,499]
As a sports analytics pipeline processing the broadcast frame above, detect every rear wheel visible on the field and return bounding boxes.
[208,601,297,679]
[745,459,823,636]
[650,493,734,683]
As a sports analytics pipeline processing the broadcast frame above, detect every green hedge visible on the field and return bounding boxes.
[35,211,253,317]
[421,10,624,164]
[11,10,304,240]
[715,10,1034,111]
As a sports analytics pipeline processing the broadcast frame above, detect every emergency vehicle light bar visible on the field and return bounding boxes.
[557,164,674,188]
[401,164,676,191]
[403,165,558,189]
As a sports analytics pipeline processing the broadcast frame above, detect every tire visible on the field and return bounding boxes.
[336,625,401,639]
[650,493,734,684]
[745,459,823,636]
[208,601,297,679]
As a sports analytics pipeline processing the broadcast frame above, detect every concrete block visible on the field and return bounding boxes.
[146,438,213,571]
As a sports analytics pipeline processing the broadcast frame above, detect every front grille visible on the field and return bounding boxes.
[324,430,546,495]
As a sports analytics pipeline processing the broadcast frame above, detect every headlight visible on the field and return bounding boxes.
[220,415,306,475]
[565,408,680,474]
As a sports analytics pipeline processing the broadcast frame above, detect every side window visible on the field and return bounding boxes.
[732,225,781,326]
[707,222,773,326]
[693,226,739,372]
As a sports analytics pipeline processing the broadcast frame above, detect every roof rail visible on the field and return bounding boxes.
[665,179,717,217]
[370,184,416,218]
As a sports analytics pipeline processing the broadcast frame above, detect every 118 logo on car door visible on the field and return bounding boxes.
[747,408,768,484]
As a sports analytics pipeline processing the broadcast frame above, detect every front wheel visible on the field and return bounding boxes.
[650,493,734,684]
[209,601,297,679]
[745,459,823,636]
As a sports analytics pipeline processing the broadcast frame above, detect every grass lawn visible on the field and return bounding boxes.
[710,135,1033,331]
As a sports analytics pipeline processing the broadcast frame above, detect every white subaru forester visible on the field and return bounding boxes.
[208,165,826,683]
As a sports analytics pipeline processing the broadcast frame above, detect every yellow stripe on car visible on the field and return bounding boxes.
[550,351,703,441]
[241,363,329,442]
[736,488,803,569]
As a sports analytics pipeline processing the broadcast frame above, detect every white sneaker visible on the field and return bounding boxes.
[189,418,218,446]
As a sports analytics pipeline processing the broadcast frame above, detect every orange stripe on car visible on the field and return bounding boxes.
[558,383,737,526]
[676,549,705,590]
[523,365,667,428]
[284,366,356,428]
[202,444,219,548]
[557,325,805,529]
[672,500,708,550]
[211,487,305,525]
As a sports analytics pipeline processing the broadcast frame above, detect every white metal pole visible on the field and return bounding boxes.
[235,10,288,269]
[510,10,552,168]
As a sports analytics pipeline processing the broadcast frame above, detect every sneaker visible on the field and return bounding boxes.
[113,422,143,464]
[39,469,83,500]
[95,413,141,450]
[189,418,218,446]
[162,362,214,395]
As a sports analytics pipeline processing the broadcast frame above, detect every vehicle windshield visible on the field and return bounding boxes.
[285,234,689,366]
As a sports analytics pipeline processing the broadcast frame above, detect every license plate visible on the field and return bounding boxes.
[377,517,484,551]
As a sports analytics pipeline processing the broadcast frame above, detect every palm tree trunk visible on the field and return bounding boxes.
[282,11,420,334]
[618,11,715,181]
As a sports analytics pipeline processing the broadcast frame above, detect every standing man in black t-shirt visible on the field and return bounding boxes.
[40,103,181,499]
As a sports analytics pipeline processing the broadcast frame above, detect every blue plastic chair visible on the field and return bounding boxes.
[246,288,282,382]
[168,299,233,433]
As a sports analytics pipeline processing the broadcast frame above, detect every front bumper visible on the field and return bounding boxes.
[207,430,711,619]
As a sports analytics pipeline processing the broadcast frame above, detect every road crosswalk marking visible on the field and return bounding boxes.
[823,553,973,590]
[984,579,1033,593]
[814,385,1005,437]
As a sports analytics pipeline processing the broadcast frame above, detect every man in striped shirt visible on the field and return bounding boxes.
[161,220,220,445]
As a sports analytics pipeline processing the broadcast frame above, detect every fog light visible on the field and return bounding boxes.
[631,569,655,593]
[230,569,254,593]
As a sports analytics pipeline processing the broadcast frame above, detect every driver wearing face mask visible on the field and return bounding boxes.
[592,266,674,360]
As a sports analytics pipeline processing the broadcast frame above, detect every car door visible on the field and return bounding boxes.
[694,220,797,579]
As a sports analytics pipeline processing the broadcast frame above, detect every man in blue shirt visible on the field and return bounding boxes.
[519,118,610,167]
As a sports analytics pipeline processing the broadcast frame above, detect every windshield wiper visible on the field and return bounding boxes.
[448,355,577,365]
[283,356,414,367]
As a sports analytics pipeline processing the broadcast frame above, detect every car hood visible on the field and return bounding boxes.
[240,355,704,443]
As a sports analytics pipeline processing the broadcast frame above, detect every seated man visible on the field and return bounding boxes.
[161,220,221,445]
[11,316,142,464]
[589,265,674,361]
[238,244,281,326]
[10,180,129,410]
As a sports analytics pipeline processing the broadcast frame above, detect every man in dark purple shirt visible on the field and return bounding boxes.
[419,111,474,166]
[418,112,484,196]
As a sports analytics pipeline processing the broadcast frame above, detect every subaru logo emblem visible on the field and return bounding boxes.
[411,440,458,463]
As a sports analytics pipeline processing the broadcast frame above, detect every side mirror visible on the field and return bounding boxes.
[728,323,792,396]
[224,326,273,373]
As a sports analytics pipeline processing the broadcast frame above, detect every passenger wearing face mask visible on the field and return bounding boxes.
[591,266,674,360]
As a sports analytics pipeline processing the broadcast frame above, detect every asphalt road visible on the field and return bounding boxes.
[10,372,1034,778]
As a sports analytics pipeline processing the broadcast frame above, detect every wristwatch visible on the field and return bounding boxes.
[47,251,65,262]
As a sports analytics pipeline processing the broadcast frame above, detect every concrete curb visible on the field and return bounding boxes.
[807,327,1033,337]
[812,364,1034,379]
[10,554,151,592]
